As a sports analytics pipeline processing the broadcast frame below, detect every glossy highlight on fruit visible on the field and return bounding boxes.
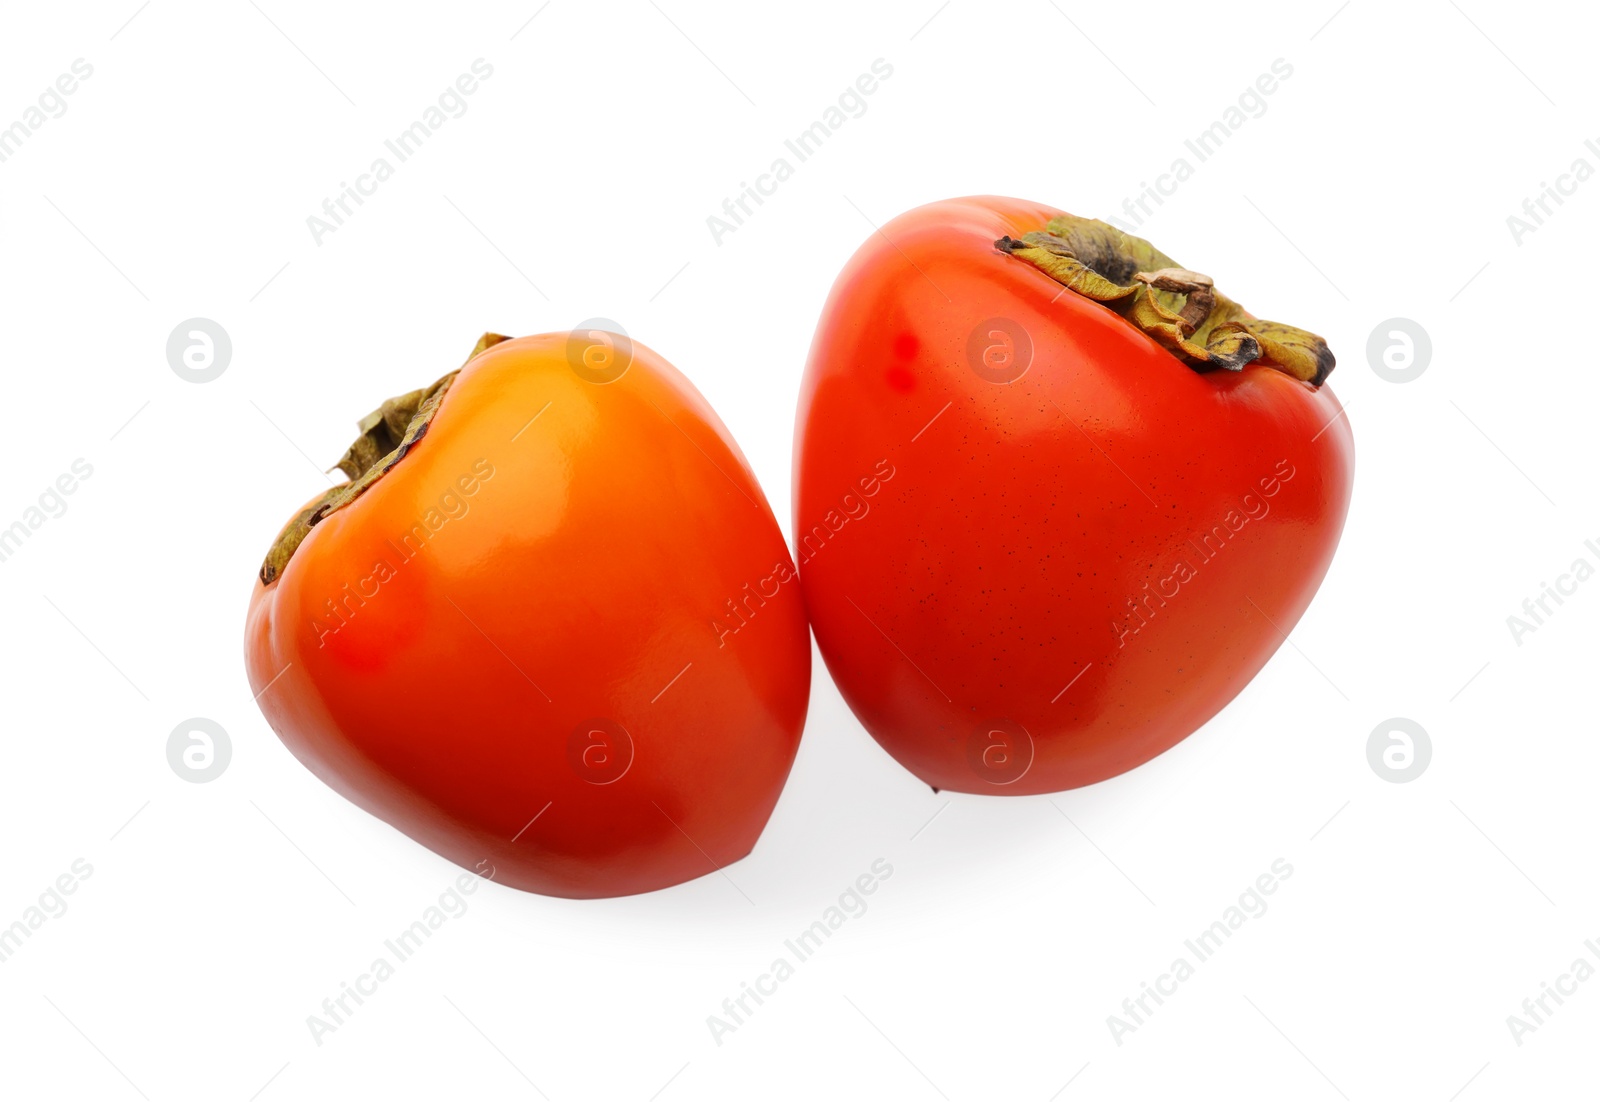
[794,196,1353,795]
[246,332,810,898]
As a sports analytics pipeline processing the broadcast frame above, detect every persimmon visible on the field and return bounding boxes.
[246,332,809,898]
[794,197,1353,795]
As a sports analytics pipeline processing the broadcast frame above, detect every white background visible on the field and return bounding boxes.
[1,1,1594,1099]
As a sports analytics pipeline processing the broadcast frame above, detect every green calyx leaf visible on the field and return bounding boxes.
[995,214,1334,387]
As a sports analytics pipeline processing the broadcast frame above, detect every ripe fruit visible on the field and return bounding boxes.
[794,197,1353,795]
[246,332,810,898]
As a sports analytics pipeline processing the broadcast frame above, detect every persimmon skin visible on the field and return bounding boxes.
[245,334,809,898]
[795,196,1353,795]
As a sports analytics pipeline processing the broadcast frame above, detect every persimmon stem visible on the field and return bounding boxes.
[256,332,512,586]
[1133,268,1214,336]
[996,216,1334,387]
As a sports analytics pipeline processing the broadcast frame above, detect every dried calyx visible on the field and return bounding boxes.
[257,332,511,586]
[995,214,1334,387]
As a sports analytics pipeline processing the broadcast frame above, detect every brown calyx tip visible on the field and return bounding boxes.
[257,332,510,587]
[1135,267,1213,292]
[996,214,1335,388]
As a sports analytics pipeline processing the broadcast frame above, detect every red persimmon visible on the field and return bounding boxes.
[795,197,1353,795]
[246,332,809,898]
